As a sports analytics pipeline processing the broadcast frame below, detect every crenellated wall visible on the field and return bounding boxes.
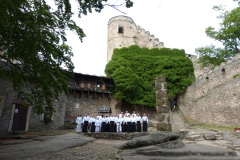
[179,53,240,126]
[107,15,164,62]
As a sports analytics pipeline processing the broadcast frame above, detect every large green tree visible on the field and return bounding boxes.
[0,0,133,115]
[105,45,195,107]
[196,1,240,69]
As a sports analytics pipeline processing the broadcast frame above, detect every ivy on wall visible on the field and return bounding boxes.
[105,45,195,107]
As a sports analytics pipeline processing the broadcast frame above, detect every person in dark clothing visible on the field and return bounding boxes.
[136,113,142,132]
[82,113,89,133]
[170,100,176,111]
[90,114,96,133]
[142,113,148,132]
[101,115,107,132]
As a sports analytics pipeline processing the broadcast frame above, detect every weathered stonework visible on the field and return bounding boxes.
[179,53,240,126]
[65,91,117,122]
[0,77,66,135]
[28,94,67,131]
[118,101,157,120]
[155,76,171,131]
[157,122,169,131]
[107,15,164,62]
[156,113,165,122]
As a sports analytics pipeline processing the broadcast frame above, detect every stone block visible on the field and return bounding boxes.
[155,84,162,90]
[155,76,166,83]
[155,113,165,122]
[161,82,167,91]
[156,91,168,98]
[203,133,217,140]
[160,105,170,113]
[148,127,157,132]
[157,122,171,131]
[156,98,166,106]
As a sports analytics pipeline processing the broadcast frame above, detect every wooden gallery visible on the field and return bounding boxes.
[0,69,117,135]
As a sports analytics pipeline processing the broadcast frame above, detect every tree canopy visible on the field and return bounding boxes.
[0,0,133,115]
[105,45,195,107]
[196,1,240,69]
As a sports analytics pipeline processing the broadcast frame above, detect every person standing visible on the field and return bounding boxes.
[95,117,101,133]
[109,114,115,132]
[90,114,96,133]
[119,112,124,118]
[82,113,90,133]
[142,113,148,132]
[119,114,123,133]
[125,110,130,117]
[101,115,107,132]
[131,114,136,132]
[132,111,136,117]
[136,113,142,132]
[75,114,83,134]
[126,114,132,133]
[115,115,121,133]
[170,100,176,112]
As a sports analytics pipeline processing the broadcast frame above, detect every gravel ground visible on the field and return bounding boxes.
[20,139,126,160]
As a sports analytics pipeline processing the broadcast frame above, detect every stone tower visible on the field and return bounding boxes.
[107,15,164,62]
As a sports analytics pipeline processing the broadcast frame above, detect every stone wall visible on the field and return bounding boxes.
[188,54,211,78]
[116,101,157,119]
[179,53,240,126]
[65,91,118,122]
[0,77,66,135]
[155,76,171,131]
[107,15,164,62]
[0,78,17,135]
[28,95,67,131]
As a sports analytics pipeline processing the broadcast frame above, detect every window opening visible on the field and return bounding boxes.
[118,27,124,34]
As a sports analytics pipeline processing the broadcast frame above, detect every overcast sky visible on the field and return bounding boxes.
[66,0,238,76]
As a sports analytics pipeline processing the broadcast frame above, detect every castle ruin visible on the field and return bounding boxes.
[107,15,240,128]
[107,16,164,62]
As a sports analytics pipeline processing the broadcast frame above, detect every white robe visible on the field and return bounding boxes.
[76,117,83,133]
[95,119,101,132]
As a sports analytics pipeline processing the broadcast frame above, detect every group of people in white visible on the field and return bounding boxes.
[75,111,149,133]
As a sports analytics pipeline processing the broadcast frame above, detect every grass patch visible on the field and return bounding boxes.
[186,119,237,132]
[233,73,240,79]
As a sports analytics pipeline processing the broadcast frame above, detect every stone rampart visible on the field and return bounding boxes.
[135,25,164,49]
[179,53,240,126]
